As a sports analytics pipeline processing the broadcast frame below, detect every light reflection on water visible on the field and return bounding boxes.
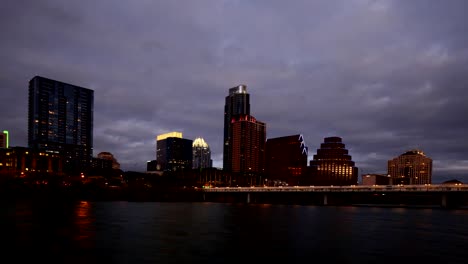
[5,201,468,263]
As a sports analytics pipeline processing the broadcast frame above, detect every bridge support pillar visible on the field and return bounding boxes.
[323,194,328,206]
[247,193,250,204]
[441,194,447,208]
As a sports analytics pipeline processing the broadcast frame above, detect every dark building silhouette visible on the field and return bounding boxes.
[230,115,266,175]
[146,160,158,171]
[223,85,250,171]
[97,151,120,170]
[156,132,192,172]
[442,179,463,185]
[361,173,391,185]
[265,134,308,186]
[28,76,93,174]
[388,149,432,185]
[192,137,212,169]
[91,157,113,170]
[307,136,358,186]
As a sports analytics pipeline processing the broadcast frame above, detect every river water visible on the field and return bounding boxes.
[5,201,468,263]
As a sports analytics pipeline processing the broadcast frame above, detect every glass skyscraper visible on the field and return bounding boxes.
[28,76,94,174]
[223,85,250,171]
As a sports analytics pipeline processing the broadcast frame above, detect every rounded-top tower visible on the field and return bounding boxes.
[193,137,209,148]
[192,137,212,169]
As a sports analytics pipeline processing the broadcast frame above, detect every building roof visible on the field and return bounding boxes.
[156,132,182,141]
[193,137,209,148]
[442,179,463,184]
[402,149,425,156]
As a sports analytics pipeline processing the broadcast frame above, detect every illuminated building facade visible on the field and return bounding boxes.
[307,136,358,186]
[192,137,212,169]
[0,147,63,177]
[223,85,250,171]
[28,76,94,174]
[230,115,266,175]
[0,130,9,148]
[388,149,432,185]
[156,132,192,172]
[265,134,308,186]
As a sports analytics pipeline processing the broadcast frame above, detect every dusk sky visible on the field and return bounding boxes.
[1,0,467,183]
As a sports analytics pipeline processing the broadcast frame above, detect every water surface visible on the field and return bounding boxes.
[5,201,468,263]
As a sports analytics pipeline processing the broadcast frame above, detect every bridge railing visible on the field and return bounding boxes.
[199,184,468,193]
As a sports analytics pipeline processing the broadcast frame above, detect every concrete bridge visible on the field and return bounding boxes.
[196,184,468,208]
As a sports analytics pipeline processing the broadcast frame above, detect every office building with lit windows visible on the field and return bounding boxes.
[223,85,250,171]
[230,115,266,175]
[0,147,63,178]
[156,132,192,172]
[388,149,432,185]
[28,76,94,174]
[265,134,308,186]
[307,136,358,186]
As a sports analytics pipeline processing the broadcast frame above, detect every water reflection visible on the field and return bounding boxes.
[4,200,99,263]
[74,201,95,248]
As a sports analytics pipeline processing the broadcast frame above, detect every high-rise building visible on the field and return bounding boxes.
[156,132,192,172]
[307,136,358,186]
[265,134,308,186]
[388,149,432,185]
[28,76,94,174]
[230,115,266,175]
[223,85,250,171]
[192,137,212,169]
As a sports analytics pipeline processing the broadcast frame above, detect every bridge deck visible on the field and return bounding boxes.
[199,184,468,193]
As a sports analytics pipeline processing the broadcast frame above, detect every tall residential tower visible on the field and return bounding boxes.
[28,76,94,174]
[223,85,250,171]
[230,115,266,175]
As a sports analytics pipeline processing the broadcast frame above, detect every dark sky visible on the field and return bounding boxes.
[1,0,467,183]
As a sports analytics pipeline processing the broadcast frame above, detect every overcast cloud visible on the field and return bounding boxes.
[1,0,467,183]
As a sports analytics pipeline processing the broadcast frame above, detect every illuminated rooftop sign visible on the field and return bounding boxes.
[156,131,182,141]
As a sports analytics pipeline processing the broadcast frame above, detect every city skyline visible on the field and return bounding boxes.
[1,0,468,183]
